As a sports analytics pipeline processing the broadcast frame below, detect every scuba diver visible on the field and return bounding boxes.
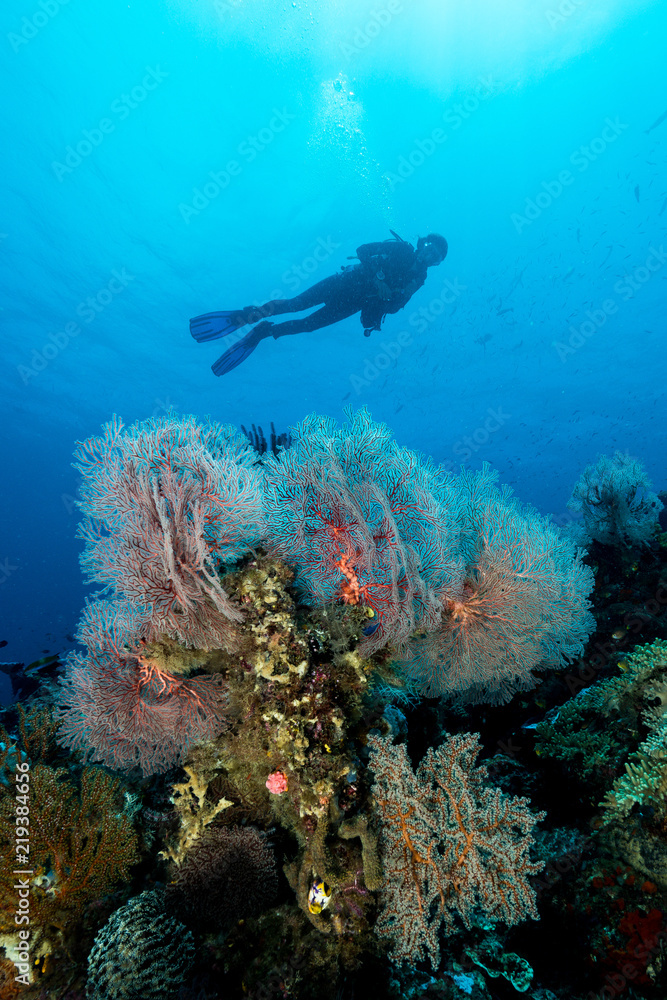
[190,231,448,376]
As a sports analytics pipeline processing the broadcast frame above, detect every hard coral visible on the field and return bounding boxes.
[86,888,194,1000]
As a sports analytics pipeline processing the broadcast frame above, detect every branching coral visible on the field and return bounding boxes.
[263,408,461,656]
[368,733,545,968]
[567,451,662,549]
[599,640,667,823]
[401,464,595,704]
[74,412,264,651]
[160,759,233,865]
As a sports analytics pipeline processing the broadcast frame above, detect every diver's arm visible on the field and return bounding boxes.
[383,274,426,313]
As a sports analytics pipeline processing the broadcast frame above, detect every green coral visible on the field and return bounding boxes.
[534,680,637,797]
[535,640,667,809]
[600,640,667,823]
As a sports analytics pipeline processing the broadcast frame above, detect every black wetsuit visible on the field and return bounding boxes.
[247,239,428,338]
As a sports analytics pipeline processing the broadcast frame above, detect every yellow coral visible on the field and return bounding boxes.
[160,761,233,865]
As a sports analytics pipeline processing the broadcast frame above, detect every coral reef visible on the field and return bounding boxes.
[567,451,662,549]
[159,758,233,865]
[55,599,231,775]
[74,413,264,651]
[85,888,194,1000]
[165,825,278,932]
[262,407,461,655]
[0,708,138,978]
[368,732,545,968]
[401,464,595,704]
[598,640,667,822]
[9,409,667,999]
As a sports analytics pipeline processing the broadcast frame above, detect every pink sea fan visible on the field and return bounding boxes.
[402,465,595,705]
[263,408,461,655]
[56,600,230,775]
[74,413,264,651]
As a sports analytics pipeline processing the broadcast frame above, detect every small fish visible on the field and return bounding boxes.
[342,391,351,400]
[505,264,528,297]
[497,307,514,315]
[634,185,640,202]
[0,640,7,648]
[645,108,667,134]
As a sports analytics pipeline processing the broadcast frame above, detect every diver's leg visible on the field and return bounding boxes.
[242,273,352,322]
[267,301,359,339]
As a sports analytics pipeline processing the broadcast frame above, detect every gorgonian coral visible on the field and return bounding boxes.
[74,412,264,651]
[262,407,461,654]
[567,451,662,548]
[56,600,230,776]
[369,732,545,969]
[401,465,595,704]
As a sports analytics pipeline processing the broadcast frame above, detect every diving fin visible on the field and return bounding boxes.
[190,310,246,343]
[211,322,273,376]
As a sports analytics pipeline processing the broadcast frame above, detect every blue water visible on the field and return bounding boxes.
[1,0,665,681]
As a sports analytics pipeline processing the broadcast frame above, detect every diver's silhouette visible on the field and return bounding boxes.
[190,231,448,376]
